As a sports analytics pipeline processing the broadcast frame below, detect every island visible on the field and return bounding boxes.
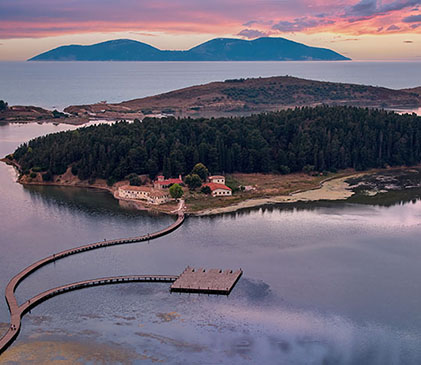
[2,76,420,124]
[4,105,421,215]
[28,37,350,62]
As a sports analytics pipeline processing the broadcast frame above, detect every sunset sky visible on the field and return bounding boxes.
[1,0,421,60]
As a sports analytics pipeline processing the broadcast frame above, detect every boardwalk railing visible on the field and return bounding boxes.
[1,275,179,355]
[0,201,185,355]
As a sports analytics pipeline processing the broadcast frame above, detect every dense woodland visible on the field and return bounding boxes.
[12,106,421,184]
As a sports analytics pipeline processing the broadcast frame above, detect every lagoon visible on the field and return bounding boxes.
[1,123,421,363]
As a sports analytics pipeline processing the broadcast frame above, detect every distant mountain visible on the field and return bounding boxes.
[28,38,350,61]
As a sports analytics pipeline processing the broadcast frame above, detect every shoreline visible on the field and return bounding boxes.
[3,157,419,217]
[2,157,361,216]
[193,174,360,216]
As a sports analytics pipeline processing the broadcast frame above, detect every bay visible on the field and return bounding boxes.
[1,123,421,364]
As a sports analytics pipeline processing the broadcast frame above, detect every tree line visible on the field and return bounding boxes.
[12,106,421,184]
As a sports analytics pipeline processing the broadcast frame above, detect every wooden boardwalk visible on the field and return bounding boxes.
[171,267,243,295]
[0,201,185,355]
[1,275,178,354]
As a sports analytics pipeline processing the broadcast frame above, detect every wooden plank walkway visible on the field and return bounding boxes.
[0,201,185,355]
[0,275,178,355]
[171,266,243,295]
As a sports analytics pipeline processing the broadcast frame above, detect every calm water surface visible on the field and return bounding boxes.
[1,123,421,364]
[1,61,421,110]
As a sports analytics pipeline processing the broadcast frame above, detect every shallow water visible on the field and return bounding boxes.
[1,124,421,364]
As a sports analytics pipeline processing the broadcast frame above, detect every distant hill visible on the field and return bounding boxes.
[64,76,421,120]
[28,38,350,61]
[402,87,421,97]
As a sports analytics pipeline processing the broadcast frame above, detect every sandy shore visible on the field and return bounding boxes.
[195,174,361,216]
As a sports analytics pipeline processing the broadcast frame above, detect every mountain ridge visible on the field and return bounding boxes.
[28,37,350,61]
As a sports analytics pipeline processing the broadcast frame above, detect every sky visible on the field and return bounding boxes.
[0,0,421,60]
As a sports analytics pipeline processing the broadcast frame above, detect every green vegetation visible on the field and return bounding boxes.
[184,173,202,190]
[169,183,183,199]
[191,163,209,181]
[201,185,211,195]
[52,109,68,118]
[127,173,142,186]
[0,100,8,111]
[12,106,421,183]
[221,82,374,105]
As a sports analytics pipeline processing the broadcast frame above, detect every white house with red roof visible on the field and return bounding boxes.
[208,175,225,184]
[203,182,232,197]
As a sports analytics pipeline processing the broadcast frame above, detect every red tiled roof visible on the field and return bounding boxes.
[119,185,151,192]
[155,178,183,185]
[149,191,169,198]
[209,175,225,179]
[203,183,231,191]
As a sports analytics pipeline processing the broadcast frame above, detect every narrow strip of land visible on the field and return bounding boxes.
[0,200,185,354]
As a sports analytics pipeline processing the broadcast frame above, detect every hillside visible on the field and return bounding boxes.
[28,37,349,61]
[402,87,421,97]
[0,105,88,124]
[64,76,421,120]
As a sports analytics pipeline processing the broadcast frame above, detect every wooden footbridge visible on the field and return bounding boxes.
[0,202,185,355]
[0,199,243,356]
[1,275,179,355]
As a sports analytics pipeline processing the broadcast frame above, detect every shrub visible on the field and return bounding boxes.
[201,185,211,194]
[42,171,52,181]
[169,183,183,199]
[129,175,142,186]
[184,173,202,190]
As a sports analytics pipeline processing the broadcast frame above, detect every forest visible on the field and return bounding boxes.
[12,106,421,184]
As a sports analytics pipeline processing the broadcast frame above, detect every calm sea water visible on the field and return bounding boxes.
[0,61,421,110]
[1,123,421,364]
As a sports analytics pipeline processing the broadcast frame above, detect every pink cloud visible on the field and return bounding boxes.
[237,29,270,39]
[0,0,421,40]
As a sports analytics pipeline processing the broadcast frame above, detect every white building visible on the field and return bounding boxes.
[208,175,225,184]
[203,183,232,197]
[118,185,170,205]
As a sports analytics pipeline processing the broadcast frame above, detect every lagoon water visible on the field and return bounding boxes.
[1,61,421,110]
[1,124,421,364]
[1,62,421,363]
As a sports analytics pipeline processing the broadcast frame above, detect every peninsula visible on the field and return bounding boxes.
[4,105,421,215]
[28,37,350,61]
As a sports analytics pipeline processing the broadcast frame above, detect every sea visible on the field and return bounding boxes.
[1,61,421,364]
[0,60,421,112]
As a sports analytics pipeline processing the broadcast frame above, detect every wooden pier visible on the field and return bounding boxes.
[171,267,243,295]
[0,202,185,355]
[0,275,178,355]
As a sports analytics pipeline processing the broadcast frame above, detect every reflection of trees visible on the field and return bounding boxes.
[194,200,351,221]
[22,185,168,224]
[347,188,421,207]
[193,189,421,221]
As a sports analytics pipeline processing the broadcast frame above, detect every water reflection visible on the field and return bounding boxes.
[2,122,421,363]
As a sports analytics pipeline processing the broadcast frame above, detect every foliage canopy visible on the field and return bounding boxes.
[169,183,184,199]
[13,106,421,182]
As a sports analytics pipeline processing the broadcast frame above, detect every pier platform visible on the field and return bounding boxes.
[171,266,243,295]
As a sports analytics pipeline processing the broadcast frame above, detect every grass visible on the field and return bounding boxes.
[185,170,358,213]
